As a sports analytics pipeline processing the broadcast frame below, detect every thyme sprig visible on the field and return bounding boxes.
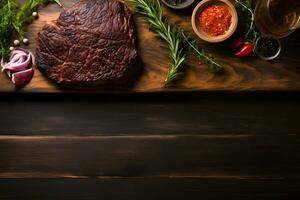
[129,0,186,83]
[130,0,223,83]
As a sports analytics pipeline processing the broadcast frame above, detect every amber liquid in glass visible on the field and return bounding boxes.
[255,0,300,38]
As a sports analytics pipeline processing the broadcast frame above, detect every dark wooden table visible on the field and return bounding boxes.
[1,1,300,93]
[0,92,299,199]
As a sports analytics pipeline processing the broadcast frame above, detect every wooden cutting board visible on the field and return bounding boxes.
[1,0,299,93]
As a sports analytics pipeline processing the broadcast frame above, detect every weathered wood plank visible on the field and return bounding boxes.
[0,135,298,178]
[0,0,299,92]
[0,93,299,135]
[0,178,298,200]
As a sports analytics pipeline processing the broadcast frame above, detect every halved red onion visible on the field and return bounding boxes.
[11,68,34,87]
[2,53,31,72]
[1,48,35,87]
[10,51,27,61]
[29,51,36,65]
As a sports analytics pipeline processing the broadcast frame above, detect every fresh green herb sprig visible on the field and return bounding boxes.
[234,0,259,43]
[13,0,62,40]
[0,0,62,58]
[0,0,17,58]
[182,33,223,72]
[130,0,223,83]
[129,0,186,83]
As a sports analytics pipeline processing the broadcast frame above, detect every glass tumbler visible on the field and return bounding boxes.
[254,0,300,38]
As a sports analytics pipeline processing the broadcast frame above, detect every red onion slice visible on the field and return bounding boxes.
[10,51,27,61]
[11,68,34,87]
[14,56,26,64]
[9,54,27,64]
[2,53,31,72]
[11,48,30,57]
[29,52,36,65]
[1,48,35,87]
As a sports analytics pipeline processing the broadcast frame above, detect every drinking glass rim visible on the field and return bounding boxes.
[266,0,300,29]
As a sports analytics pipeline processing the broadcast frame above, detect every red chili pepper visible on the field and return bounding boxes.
[229,38,244,49]
[235,43,253,58]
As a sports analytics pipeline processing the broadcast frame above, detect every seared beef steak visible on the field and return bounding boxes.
[36,0,138,86]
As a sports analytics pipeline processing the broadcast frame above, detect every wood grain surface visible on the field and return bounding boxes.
[0,134,298,178]
[0,0,299,92]
[0,94,299,199]
[1,178,297,200]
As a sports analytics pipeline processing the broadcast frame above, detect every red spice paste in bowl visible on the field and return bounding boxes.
[199,5,232,36]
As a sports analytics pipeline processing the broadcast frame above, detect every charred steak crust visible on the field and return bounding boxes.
[36,0,138,86]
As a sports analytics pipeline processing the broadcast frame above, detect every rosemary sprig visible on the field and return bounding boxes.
[130,0,223,83]
[129,0,186,83]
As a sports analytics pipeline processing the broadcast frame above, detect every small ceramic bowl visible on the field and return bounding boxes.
[191,0,238,43]
[161,0,195,10]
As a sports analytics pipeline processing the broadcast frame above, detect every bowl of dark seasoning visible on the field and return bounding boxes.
[161,0,195,9]
[255,36,281,61]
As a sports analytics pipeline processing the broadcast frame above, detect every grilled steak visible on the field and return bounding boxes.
[36,0,138,87]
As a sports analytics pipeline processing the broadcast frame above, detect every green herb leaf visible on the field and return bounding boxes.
[130,0,224,83]
[182,33,223,73]
[233,0,259,43]
[0,0,17,58]
[129,0,186,83]
[0,0,62,58]
[13,0,63,40]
